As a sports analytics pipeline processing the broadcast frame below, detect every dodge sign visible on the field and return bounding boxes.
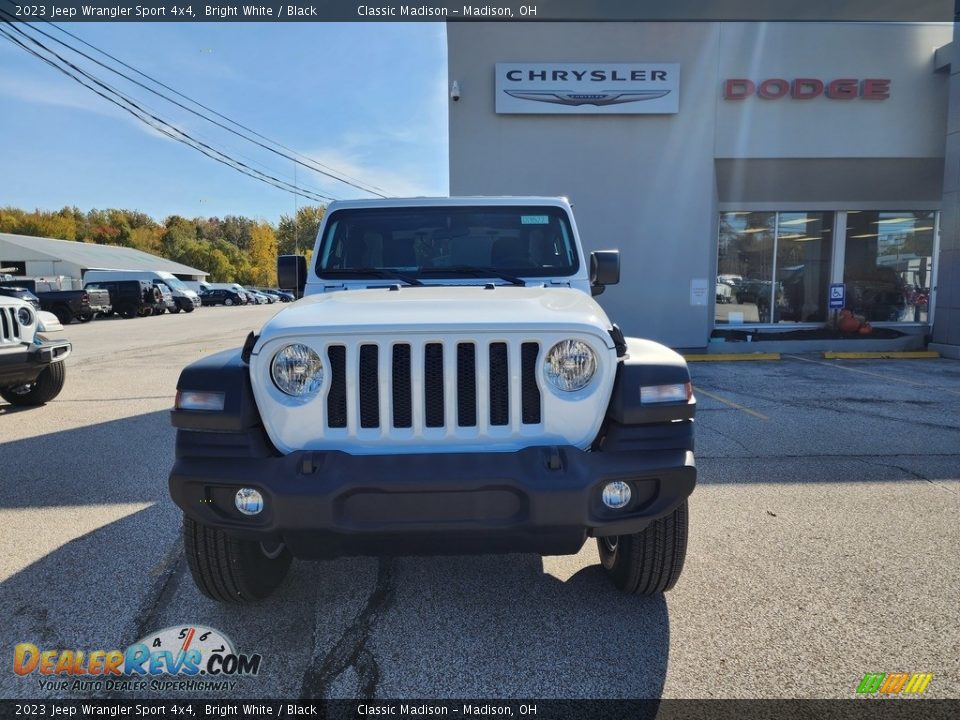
[496,63,680,114]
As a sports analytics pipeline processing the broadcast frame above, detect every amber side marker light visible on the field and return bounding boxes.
[175,390,225,412]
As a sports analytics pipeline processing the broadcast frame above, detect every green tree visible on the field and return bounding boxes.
[276,205,325,256]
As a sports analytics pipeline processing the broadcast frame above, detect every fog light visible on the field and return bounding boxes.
[602,481,632,509]
[235,488,264,516]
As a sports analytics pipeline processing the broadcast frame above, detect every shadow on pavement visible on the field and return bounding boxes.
[0,410,172,508]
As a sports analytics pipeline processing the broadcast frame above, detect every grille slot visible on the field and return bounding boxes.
[359,344,380,428]
[521,342,541,424]
[0,308,19,343]
[392,344,412,428]
[456,343,477,427]
[489,342,509,426]
[424,343,445,428]
[327,345,347,428]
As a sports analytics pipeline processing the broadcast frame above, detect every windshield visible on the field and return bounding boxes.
[163,277,189,292]
[316,206,579,280]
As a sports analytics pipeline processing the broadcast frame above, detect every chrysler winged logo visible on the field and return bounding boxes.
[504,89,671,107]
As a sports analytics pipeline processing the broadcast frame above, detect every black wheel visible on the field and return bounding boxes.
[183,515,291,603]
[0,362,66,406]
[52,305,73,325]
[78,311,94,323]
[121,304,138,319]
[224,298,234,306]
[183,305,195,313]
[597,500,688,595]
[170,306,182,314]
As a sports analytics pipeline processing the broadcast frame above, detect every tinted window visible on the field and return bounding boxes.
[316,206,578,279]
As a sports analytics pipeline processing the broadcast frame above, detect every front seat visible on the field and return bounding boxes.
[491,236,533,268]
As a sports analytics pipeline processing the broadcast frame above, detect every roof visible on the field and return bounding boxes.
[325,196,572,211]
[0,233,207,277]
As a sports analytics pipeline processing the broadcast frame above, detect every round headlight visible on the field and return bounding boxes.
[17,306,34,326]
[271,344,324,397]
[544,339,597,392]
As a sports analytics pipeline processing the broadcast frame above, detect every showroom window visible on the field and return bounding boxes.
[716,211,834,324]
[842,211,936,323]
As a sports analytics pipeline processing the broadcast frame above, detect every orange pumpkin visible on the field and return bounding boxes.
[838,312,861,333]
[858,323,873,335]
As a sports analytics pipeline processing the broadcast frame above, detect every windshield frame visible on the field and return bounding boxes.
[314,205,580,281]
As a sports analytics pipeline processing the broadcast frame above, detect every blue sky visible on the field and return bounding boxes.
[0,23,449,223]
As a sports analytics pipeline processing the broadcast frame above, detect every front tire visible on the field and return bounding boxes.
[0,362,66,406]
[597,500,688,595]
[183,515,291,603]
[224,298,234,306]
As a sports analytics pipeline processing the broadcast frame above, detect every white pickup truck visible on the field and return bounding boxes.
[0,295,71,406]
[169,197,696,602]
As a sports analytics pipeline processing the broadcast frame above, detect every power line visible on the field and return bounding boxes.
[0,22,337,204]
[13,16,390,198]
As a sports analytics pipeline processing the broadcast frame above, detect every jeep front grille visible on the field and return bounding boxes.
[0,307,21,344]
[322,339,542,433]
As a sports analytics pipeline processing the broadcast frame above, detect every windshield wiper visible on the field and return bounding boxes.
[322,268,423,286]
[419,266,526,286]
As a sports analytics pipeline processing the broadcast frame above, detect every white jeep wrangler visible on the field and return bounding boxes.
[0,295,71,406]
[170,197,696,602]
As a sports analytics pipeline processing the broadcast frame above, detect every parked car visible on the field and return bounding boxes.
[0,286,41,311]
[199,289,244,307]
[272,289,295,303]
[84,270,201,313]
[152,283,177,315]
[0,295,70,406]
[84,280,162,319]
[245,289,275,304]
[0,278,110,325]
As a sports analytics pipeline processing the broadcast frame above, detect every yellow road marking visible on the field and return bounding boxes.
[823,351,940,360]
[787,355,960,396]
[684,353,781,362]
[694,388,769,420]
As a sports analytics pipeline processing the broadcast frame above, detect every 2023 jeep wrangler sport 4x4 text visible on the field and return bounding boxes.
[169,197,696,602]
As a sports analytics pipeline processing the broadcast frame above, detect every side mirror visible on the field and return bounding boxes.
[590,250,620,296]
[277,254,307,298]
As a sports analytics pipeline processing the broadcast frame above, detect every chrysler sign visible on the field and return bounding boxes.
[496,63,680,114]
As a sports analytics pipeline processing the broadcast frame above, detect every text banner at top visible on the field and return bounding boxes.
[0,0,954,22]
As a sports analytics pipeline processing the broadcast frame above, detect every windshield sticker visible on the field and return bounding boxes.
[521,215,549,225]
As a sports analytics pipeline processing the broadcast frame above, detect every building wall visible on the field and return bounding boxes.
[448,22,951,347]
[933,21,960,355]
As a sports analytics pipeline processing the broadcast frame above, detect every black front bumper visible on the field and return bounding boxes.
[169,436,695,558]
[0,340,71,385]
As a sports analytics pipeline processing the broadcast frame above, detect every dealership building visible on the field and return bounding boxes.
[447,20,959,353]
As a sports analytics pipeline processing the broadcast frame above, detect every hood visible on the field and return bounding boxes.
[256,286,615,346]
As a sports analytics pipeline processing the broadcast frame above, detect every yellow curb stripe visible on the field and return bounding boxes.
[684,353,781,362]
[694,388,769,420]
[823,351,940,360]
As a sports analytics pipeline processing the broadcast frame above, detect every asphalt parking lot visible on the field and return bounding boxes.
[1,307,958,699]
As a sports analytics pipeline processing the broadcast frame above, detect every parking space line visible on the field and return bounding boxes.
[695,388,769,420]
[785,355,960,396]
